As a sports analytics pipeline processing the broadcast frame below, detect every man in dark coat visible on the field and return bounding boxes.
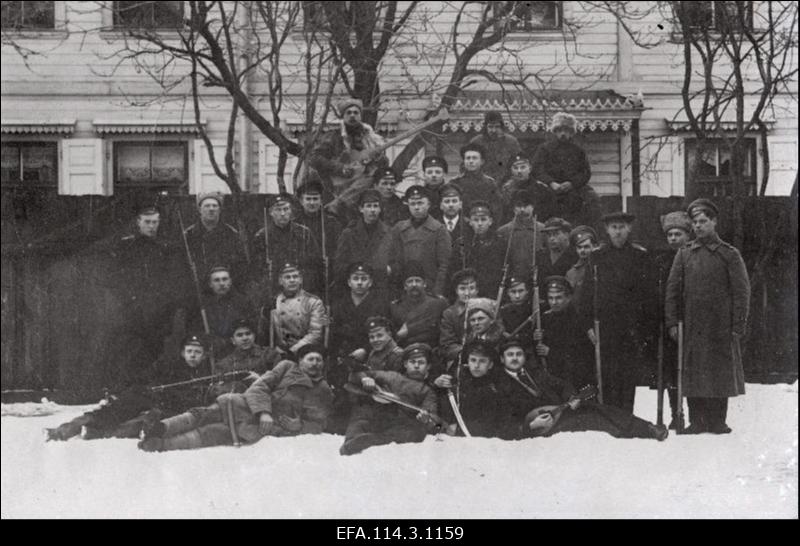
[340,343,440,455]
[578,211,657,413]
[448,200,506,299]
[139,344,333,451]
[421,155,449,220]
[495,338,667,441]
[468,111,522,185]
[333,189,391,291]
[449,142,503,221]
[651,211,692,429]
[438,268,479,364]
[531,112,599,225]
[183,192,248,287]
[294,180,342,295]
[439,340,503,438]
[45,335,214,441]
[496,190,546,285]
[565,225,599,308]
[665,199,750,435]
[536,217,579,301]
[373,166,409,227]
[439,183,473,252]
[498,276,535,355]
[534,276,596,389]
[384,185,452,297]
[390,261,448,348]
[500,153,555,224]
[252,193,323,296]
[307,98,389,220]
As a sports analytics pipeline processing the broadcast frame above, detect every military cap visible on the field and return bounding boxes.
[422,156,448,173]
[459,142,486,159]
[601,211,636,224]
[451,268,478,287]
[373,167,400,184]
[661,211,692,234]
[137,206,160,217]
[182,334,206,349]
[403,185,430,202]
[439,183,462,198]
[484,110,504,126]
[269,192,295,209]
[347,261,374,278]
[541,217,573,233]
[402,342,431,361]
[296,343,326,360]
[468,200,493,218]
[229,318,255,336]
[207,265,230,279]
[365,315,392,332]
[464,339,499,362]
[544,275,573,295]
[402,261,426,281]
[499,336,526,353]
[511,189,534,206]
[569,225,598,246]
[466,297,496,319]
[278,262,301,275]
[358,188,383,205]
[506,275,530,288]
[338,97,363,116]
[197,192,223,207]
[297,180,324,196]
[509,152,531,166]
[687,198,719,219]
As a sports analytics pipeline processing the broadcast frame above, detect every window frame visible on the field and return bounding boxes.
[681,1,755,33]
[508,1,563,33]
[113,139,190,193]
[0,1,67,34]
[1,140,60,189]
[684,137,758,198]
[111,0,185,31]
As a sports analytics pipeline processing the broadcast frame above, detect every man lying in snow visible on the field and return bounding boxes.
[495,337,668,441]
[340,342,440,455]
[138,344,333,452]
[44,335,218,441]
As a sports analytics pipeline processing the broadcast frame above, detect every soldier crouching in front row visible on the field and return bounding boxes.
[138,344,333,452]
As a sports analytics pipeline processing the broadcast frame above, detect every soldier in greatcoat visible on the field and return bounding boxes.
[665,199,750,434]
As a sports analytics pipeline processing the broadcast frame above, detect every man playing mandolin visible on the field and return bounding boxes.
[308,98,389,221]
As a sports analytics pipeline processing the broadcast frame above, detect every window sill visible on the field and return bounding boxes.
[503,30,574,42]
[0,29,68,39]
[99,29,184,41]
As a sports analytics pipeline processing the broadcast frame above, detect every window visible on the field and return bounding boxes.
[114,1,184,29]
[682,1,753,32]
[686,139,757,197]
[114,141,188,192]
[302,1,327,32]
[1,1,55,30]
[509,1,562,32]
[1,142,58,188]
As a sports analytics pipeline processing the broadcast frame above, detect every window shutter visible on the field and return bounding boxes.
[59,139,107,195]
[258,138,297,194]
[191,139,231,195]
[766,135,797,196]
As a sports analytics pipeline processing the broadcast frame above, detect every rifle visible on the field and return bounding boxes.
[320,208,331,350]
[495,213,516,309]
[344,383,446,428]
[592,264,604,404]
[260,207,275,349]
[149,370,251,392]
[656,274,665,427]
[446,299,473,437]
[676,254,685,433]
[531,215,546,371]
[178,209,214,369]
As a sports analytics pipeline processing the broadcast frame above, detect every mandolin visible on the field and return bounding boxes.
[524,384,598,436]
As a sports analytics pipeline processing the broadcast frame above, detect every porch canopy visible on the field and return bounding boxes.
[443,89,645,133]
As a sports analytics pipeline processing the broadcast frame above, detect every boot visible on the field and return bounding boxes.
[680,422,707,435]
[340,433,383,456]
[140,410,166,439]
[138,436,165,452]
[81,425,104,440]
[668,414,684,431]
[647,423,669,441]
[708,423,732,434]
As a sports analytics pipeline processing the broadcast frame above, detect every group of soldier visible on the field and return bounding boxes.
[45,102,751,456]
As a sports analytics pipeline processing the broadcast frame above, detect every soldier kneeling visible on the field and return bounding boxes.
[138,344,333,452]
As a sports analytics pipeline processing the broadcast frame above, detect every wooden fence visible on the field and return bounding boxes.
[1,189,797,400]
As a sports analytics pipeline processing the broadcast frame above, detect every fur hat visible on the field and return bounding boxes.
[661,211,692,234]
[550,112,578,133]
[338,98,363,117]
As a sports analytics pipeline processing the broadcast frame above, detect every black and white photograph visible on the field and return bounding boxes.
[1,1,797,520]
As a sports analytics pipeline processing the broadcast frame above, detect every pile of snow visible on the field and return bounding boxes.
[2,383,797,518]
[1,398,60,417]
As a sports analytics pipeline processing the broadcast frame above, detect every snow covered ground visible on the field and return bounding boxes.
[2,383,797,519]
